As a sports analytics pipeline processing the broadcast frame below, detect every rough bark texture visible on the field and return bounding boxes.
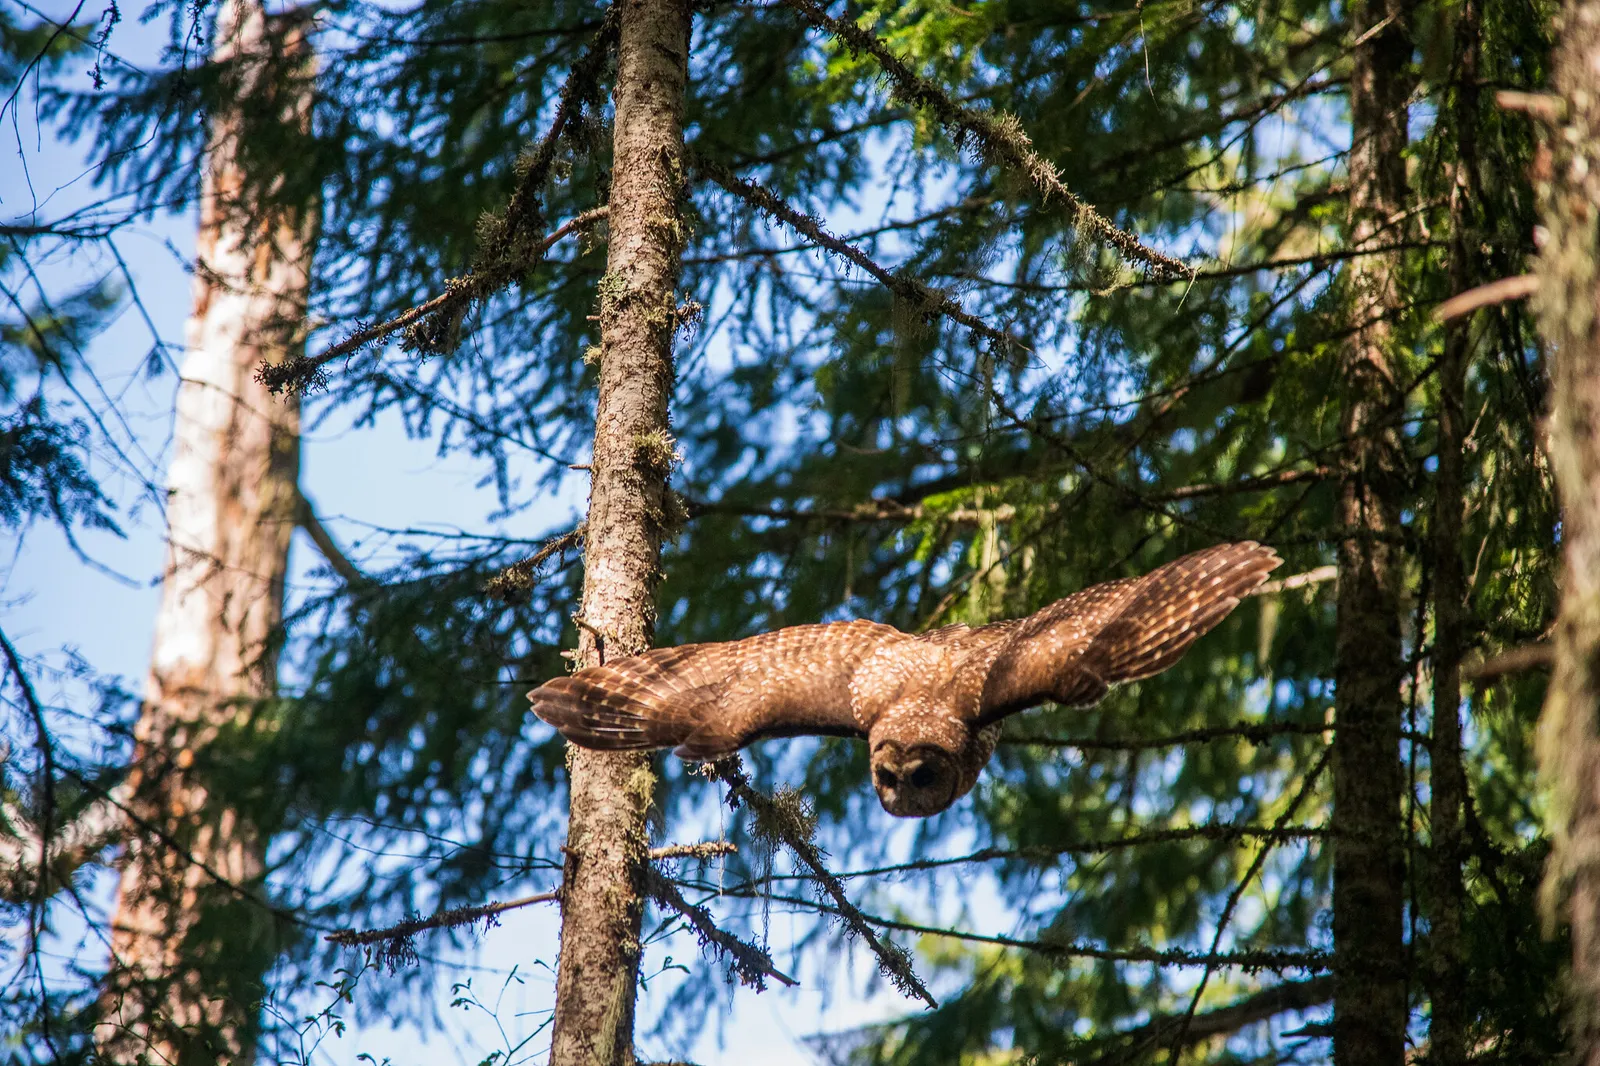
[96,8,315,1064]
[1534,0,1600,1058]
[1427,6,1479,1060]
[1332,0,1412,1059]
[547,1,690,1063]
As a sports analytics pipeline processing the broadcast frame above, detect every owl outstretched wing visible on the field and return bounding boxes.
[951,541,1282,723]
[528,619,907,759]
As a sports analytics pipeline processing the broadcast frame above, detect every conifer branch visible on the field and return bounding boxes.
[698,822,1327,889]
[259,208,608,395]
[484,523,587,601]
[776,0,1193,282]
[1004,720,1330,751]
[713,757,939,1008]
[696,158,1025,352]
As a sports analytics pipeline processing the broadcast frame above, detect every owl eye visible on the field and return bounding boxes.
[908,764,939,789]
[875,767,899,789]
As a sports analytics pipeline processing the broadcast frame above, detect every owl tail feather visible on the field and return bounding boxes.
[528,661,726,758]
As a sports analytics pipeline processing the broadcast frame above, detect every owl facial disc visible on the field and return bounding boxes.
[871,742,959,817]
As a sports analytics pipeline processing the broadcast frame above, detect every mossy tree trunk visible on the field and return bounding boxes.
[1332,0,1412,1059]
[547,0,690,1063]
[1535,0,1600,1058]
[96,8,315,1063]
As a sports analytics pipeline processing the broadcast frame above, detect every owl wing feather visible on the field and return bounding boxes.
[528,619,908,759]
[950,541,1282,723]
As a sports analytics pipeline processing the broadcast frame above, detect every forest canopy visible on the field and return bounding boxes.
[0,0,1589,1062]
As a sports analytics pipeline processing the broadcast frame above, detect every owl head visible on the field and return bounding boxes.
[867,705,996,817]
[870,738,962,817]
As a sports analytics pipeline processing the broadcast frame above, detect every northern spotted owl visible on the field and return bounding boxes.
[529,541,1280,817]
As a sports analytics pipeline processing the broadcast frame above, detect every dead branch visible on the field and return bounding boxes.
[1463,641,1553,681]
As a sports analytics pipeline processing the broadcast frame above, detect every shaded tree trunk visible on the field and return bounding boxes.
[96,8,315,1063]
[1535,0,1600,1058]
[1426,3,1480,1060]
[1332,0,1412,1059]
[547,0,690,1063]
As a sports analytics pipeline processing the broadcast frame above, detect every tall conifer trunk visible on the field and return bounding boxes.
[547,0,690,1062]
[1332,0,1411,1058]
[1534,0,1600,1056]
[1427,3,1479,1059]
[96,8,315,1063]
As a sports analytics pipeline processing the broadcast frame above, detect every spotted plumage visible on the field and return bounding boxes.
[529,542,1281,817]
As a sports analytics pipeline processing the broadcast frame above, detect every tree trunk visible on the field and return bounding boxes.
[1534,0,1600,1058]
[1332,0,1412,1059]
[547,0,690,1063]
[1427,4,1479,1060]
[96,8,315,1064]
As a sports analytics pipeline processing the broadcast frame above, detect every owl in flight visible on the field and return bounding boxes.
[529,542,1280,817]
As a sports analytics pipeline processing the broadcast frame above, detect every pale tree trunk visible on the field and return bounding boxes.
[1534,0,1600,1058]
[548,0,690,1063]
[1332,0,1412,1059]
[96,6,316,1063]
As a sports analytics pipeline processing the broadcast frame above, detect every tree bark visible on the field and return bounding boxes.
[1534,0,1600,1058]
[1332,0,1412,1059]
[1427,4,1479,1060]
[96,8,315,1064]
[547,0,690,1063]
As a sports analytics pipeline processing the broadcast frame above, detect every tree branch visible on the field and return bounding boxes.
[777,0,1192,281]
[713,757,938,1008]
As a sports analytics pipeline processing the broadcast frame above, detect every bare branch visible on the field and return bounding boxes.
[1434,273,1540,321]
[297,490,367,585]
[260,208,608,395]
[1255,564,1338,596]
[324,890,560,968]
[649,840,736,861]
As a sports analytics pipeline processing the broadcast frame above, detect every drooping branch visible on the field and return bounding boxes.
[714,757,939,1008]
[776,0,1193,282]
[1072,976,1335,1066]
